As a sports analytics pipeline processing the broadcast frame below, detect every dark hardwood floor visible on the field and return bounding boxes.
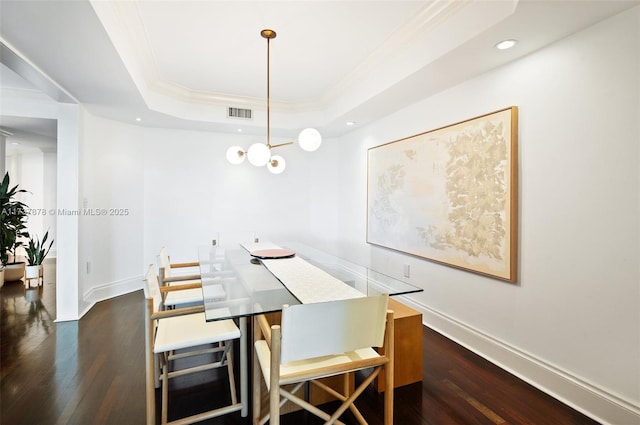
[1,262,600,424]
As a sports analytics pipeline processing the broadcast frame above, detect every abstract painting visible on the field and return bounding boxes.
[367,107,518,282]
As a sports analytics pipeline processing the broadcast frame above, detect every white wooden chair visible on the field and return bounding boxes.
[144,264,243,425]
[252,294,394,425]
[157,246,204,308]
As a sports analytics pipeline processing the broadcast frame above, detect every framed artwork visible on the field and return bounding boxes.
[367,106,518,282]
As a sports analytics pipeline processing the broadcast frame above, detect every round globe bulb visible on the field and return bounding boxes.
[247,143,271,166]
[226,146,246,164]
[267,155,286,174]
[298,128,322,152]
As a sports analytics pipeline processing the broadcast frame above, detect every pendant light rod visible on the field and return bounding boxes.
[226,28,322,174]
[270,141,294,149]
[262,29,276,149]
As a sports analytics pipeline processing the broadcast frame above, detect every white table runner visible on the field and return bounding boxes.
[261,256,364,304]
[241,241,364,303]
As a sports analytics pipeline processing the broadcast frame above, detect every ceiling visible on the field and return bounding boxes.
[0,64,58,154]
[0,0,638,141]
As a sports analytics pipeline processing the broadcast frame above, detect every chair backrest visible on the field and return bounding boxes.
[157,246,171,276]
[144,264,162,313]
[279,294,388,364]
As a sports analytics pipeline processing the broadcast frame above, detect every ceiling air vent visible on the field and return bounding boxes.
[227,107,253,119]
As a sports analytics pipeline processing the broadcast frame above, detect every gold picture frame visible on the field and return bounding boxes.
[367,107,518,282]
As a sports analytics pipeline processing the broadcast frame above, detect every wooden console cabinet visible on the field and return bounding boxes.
[376,297,423,392]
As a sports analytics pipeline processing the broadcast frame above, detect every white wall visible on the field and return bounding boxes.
[56,104,80,321]
[141,127,323,265]
[7,149,44,249]
[43,149,57,256]
[78,112,145,315]
[326,7,639,424]
[77,111,336,309]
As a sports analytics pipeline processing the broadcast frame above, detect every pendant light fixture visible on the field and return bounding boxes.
[226,29,322,174]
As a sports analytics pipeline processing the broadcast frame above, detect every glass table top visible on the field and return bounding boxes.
[198,241,423,322]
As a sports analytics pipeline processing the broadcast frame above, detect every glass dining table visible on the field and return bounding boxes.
[197,241,423,417]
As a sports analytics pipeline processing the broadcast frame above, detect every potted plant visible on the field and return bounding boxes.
[0,172,30,284]
[25,230,53,285]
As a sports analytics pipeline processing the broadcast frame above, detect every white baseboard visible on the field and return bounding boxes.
[80,275,144,319]
[395,296,640,425]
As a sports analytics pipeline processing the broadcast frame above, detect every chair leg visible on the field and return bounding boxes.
[278,390,336,424]
[225,342,238,405]
[145,300,156,425]
[154,353,161,388]
[384,310,395,425]
[340,372,366,424]
[269,326,282,425]
[161,353,169,425]
[326,368,379,424]
[385,311,395,425]
[384,364,393,425]
[269,387,280,425]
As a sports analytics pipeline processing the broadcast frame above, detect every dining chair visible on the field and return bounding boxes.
[252,294,394,425]
[157,246,205,308]
[157,246,201,280]
[144,264,243,425]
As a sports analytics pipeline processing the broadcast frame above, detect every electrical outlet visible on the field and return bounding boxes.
[403,264,410,278]
[86,261,91,274]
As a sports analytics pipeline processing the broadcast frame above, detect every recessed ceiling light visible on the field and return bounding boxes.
[346,121,355,126]
[238,128,243,132]
[135,117,142,122]
[495,39,517,50]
